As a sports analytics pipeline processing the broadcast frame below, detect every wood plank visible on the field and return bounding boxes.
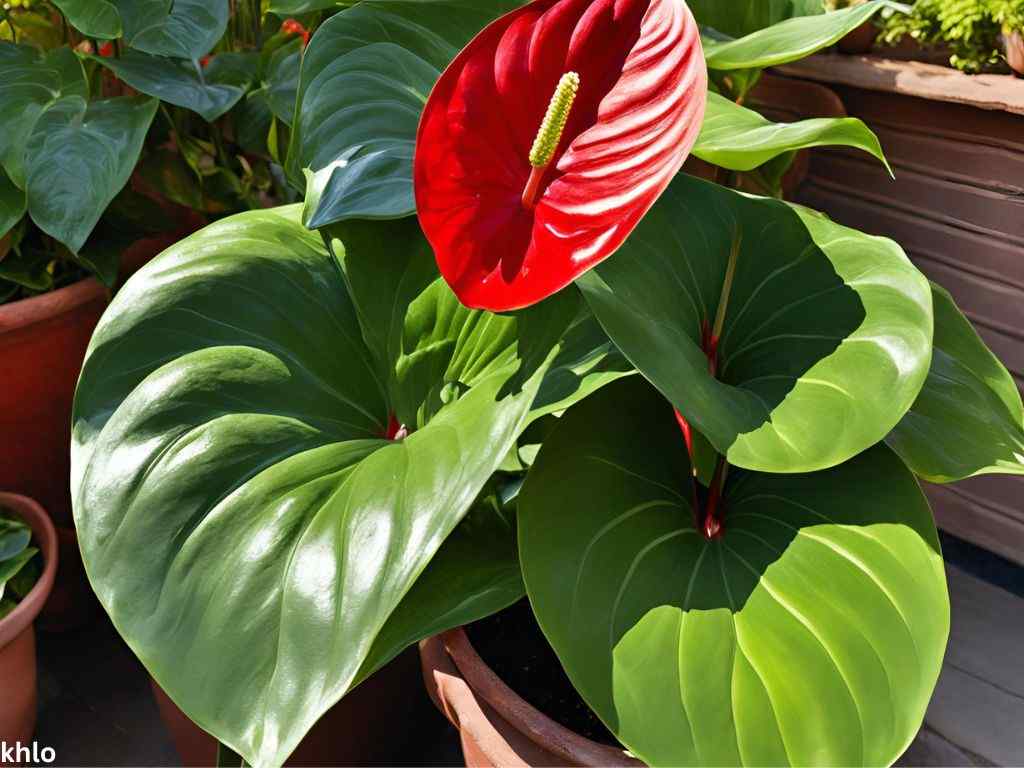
[927,485,1024,568]
[777,54,1024,115]
[923,565,1024,765]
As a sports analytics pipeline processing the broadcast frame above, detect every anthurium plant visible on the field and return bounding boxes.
[0,512,42,619]
[0,0,321,304]
[70,1,1024,766]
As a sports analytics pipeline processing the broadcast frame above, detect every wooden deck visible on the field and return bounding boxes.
[899,564,1024,765]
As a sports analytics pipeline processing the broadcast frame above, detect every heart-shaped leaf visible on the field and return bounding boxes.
[887,283,1024,482]
[578,173,933,474]
[687,0,825,38]
[118,0,229,62]
[51,0,122,39]
[694,91,890,173]
[519,377,949,767]
[0,44,87,188]
[703,1,900,71]
[25,95,157,253]
[288,0,519,226]
[72,206,572,768]
[92,51,247,122]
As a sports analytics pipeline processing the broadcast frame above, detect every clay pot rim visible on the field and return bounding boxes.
[430,627,644,767]
[0,493,58,648]
[0,271,109,334]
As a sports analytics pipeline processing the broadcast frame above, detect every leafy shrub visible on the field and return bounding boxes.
[879,0,1011,72]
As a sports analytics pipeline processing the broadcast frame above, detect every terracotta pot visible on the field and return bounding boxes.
[0,493,58,746]
[838,20,879,55]
[151,646,431,766]
[0,211,204,630]
[1006,30,1024,77]
[420,628,641,768]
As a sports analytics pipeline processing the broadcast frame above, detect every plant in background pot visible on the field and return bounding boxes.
[878,0,1009,72]
[68,0,1024,766]
[0,0,327,625]
[993,0,1024,74]
[0,493,57,747]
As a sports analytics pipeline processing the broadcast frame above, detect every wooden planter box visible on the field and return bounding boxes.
[766,54,1024,567]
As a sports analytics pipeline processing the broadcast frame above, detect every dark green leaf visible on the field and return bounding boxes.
[519,377,949,767]
[578,174,933,474]
[25,95,158,253]
[119,0,229,62]
[289,0,519,226]
[92,51,246,122]
[887,283,1024,482]
[8,553,41,600]
[72,206,569,768]
[0,44,88,188]
[51,0,122,39]
[0,166,26,237]
[0,517,31,562]
[694,91,890,174]
[268,0,346,13]
[0,547,38,602]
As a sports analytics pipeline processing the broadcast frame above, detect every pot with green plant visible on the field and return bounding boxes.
[878,0,1010,72]
[66,0,1024,766]
[0,0,313,624]
[0,493,57,746]
[993,0,1024,74]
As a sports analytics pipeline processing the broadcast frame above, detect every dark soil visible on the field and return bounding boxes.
[466,598,618,747]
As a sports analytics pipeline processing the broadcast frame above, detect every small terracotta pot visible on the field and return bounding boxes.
[0,210,204,630]
[0,493,58,746]
[151,646,431,766]
[1005,30,1024,77]
[420,628,641,768]
[838,20,879,55]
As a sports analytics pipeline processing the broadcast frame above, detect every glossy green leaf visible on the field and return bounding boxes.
[577,173,933,474]
[688,0,824,38]
[0,166,25,237]
[694,91,890,174]
[72,206,571,768]
[118,0,229,62]
[0,44,88,188]
[288,0,519,226]
[92,51,246,122]
[51,0,122,39]
[519,377,949,767]
[704,1,900,71]
[887,283,1024,482]
[354,495,524,685]
[25,95,157,253]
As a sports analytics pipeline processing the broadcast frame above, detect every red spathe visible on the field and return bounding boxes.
[415,0,707,311]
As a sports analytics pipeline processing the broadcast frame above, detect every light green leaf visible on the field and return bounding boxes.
[887,282,1024,482]
[118,0,229,62]
[519,377,949,767]
[0,547,38,602]
[0,166,25,237]
[26,95,157,253]
[694,91,891,174]
[288,0,519,226]
[91,51,246,122]
[51,0,122,39]
[0,44,88,188]
[72,206,570,768]
[577,173,933,474]
[704,1,900,71]
[0,517,31,562]
[688,0,825,39]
